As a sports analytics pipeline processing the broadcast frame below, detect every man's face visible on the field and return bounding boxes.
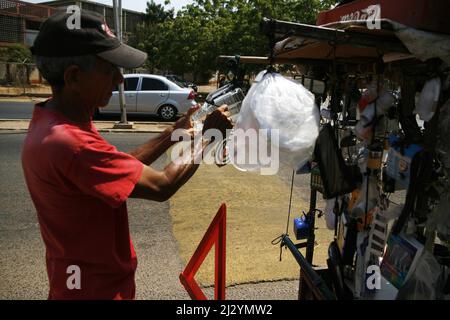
[78,57,123,109]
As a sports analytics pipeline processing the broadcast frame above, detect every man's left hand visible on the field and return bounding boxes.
[173,104,201,133]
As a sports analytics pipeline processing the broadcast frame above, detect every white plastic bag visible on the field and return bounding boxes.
[355,90,395,141]
[437,98,450,168]
[427,197,450,243]
[414,77,441,122]
[232,71,320,173]
[396,251,445,300]
[324,198,339,230]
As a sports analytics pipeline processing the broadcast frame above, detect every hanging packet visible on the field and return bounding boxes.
[385,134,423,190]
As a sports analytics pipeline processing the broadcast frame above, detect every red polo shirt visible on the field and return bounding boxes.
[22,102,143,300]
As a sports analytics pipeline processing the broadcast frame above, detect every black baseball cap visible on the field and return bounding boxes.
[31,10,147,69]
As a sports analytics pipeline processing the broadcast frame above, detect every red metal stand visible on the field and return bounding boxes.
[179,203,227,300]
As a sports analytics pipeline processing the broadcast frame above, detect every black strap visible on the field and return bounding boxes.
[392,150,433,235]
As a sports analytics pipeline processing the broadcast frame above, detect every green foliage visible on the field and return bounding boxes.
[136,0,337,82]
[145,0,174,24]
[0,43,32,63]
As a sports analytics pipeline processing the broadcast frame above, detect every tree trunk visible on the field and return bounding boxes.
[6,63,12,84]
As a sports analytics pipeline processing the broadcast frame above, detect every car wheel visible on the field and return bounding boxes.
[158,105,177,121]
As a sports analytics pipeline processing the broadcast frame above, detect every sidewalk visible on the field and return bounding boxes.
[0,83,218,133]
[0,86,51,97]
[0,96,47,103]
[0,84,216,99]
[0,119,173,133]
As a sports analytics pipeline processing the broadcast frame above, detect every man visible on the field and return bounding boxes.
[22,11,231,300]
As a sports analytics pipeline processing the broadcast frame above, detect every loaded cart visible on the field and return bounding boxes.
[233,0,450,300]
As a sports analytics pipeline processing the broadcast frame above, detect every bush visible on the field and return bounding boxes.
[0,43,33,86]
[0,43,32,63]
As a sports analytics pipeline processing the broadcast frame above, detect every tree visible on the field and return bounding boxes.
[136,1,174,72]
[145,0,174,24]
[0,43,31,63]
[136,0,338,82]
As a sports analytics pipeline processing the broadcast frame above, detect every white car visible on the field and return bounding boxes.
[99,74,197,121]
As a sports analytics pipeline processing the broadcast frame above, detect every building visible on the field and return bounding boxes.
[0,0,145,47]
[0,0,58,46]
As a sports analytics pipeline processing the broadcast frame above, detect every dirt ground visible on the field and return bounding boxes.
[169,153,334,287]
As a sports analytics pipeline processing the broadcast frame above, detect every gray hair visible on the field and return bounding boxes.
[35,55,97,89]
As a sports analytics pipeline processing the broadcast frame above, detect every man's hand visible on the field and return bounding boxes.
[202,105,233,139]
[130,107,232,202]
[173,104,201,132]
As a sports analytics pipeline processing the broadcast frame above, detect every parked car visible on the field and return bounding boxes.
[98,74,197,121]
[164,74,198,92]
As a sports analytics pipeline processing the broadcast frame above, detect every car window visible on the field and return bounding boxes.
[166,76,186,87]
[141,78,169,91]
[172,79,186,88]
[125,77,139,91]
[113,77,139,92]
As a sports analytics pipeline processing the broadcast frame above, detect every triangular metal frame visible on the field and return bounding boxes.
[179,203,226,300]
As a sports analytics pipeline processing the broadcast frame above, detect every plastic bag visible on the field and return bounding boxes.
[355,90,395,141]
[324,198,338,230]
[232,71,320,172]
[427,197,450,243]
[414,77,441,122]
[396,251,445,300]
[379,200,403,221]
[437,98,450,168]
[358,80,378,111]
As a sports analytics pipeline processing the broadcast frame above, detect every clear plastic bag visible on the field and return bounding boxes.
[232,71,320,172]
[437,98,450,168]
[355,90,395,141]
[427,197,450,243]
[396,251,445,300]
[324,198,339,230]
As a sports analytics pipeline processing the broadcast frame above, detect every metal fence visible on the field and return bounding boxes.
[0,61,49,96]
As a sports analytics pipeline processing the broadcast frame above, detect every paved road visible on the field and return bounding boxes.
[0,101,34,119]
[0,132,298,300]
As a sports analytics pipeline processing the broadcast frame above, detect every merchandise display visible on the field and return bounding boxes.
[257,8,450,300]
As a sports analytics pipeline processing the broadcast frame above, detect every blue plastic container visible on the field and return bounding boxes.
[294,217,310,240]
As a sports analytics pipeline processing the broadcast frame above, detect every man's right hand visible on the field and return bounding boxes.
[202,105,233,138]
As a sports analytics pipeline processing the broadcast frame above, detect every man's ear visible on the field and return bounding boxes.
[63,65,82,91]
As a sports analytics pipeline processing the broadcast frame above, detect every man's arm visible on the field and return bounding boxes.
[129,126,175,165]
[129,106,200,165]
[129,106,232,202]
[129,138,208,202]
